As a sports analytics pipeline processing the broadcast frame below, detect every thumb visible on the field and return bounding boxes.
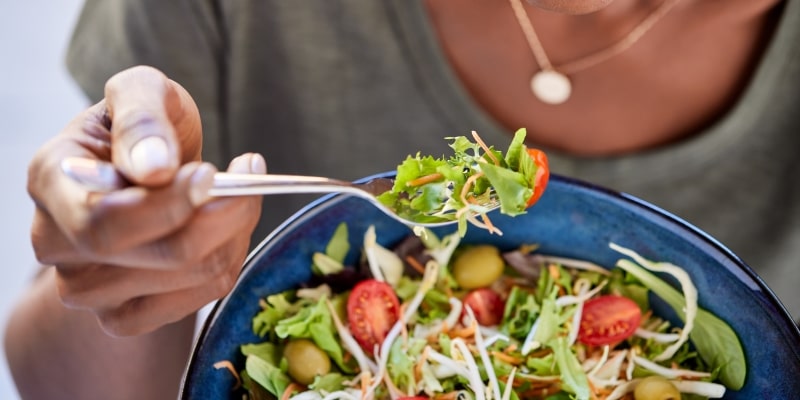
[104,66,201,186]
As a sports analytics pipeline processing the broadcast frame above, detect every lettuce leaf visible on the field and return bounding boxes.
[245,354,290,398]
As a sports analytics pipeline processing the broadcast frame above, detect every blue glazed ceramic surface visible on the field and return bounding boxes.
[181,174,800,399]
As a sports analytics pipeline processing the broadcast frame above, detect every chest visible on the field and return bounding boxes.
[424,0,783,156]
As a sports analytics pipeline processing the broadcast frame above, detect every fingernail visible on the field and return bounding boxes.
[61,157,127,191]
[228,154,252,174]
[130,136,170,178]
[251,153,267,174]
[189,163,215,206]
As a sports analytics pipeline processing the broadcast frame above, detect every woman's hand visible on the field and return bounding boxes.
[26,65,265,336]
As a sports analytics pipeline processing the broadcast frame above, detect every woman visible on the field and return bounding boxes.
[6,0,796,398]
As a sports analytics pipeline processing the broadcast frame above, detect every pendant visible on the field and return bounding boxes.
[530,70,571,105]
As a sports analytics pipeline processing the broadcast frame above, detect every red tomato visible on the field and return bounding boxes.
[347,279,401,354]
[578,295,642,346]
[463,288,505,326]
[525,148,550,207]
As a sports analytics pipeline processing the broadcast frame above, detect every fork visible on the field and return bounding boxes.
[60,157,499,229]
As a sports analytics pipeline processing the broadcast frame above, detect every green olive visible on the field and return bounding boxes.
[452,245,505,289]
[634,376,681,400]
[283,339,331,385]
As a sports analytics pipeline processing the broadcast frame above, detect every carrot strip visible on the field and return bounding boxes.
[449,323,476,338]
[433,392,461,400]
[548,264,561,280]
[471,130,500,165]
[406,172,444,187]
[491,350,524,365]
[405,256,426,275]
[280,382,303,400]
[213,360,242,389]
[460,172,484,206]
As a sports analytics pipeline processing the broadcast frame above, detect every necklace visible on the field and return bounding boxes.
[507,0,681,104]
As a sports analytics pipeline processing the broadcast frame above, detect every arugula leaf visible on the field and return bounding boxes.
[502,286,541,340]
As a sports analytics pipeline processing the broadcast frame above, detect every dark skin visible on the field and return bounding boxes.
[4,1,786,399]
[425,0,784,155]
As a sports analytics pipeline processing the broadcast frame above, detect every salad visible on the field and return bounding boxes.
[376,129,549,236]
[218,225,746,400]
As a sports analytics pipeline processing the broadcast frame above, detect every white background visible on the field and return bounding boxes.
[0,0,87,398]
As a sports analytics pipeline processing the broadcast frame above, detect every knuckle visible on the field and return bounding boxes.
[114,109,164,136]
[154,236,196,269]
[96,311,132,337]
[194,249,230,280]
[97,301,146,337]
[211,264,240,299]
[71,216,114,257]
[56,289,86,310]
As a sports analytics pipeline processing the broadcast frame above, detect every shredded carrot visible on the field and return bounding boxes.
[587,379,600,400]
[399,303,409,343]
[405,255,426,275]
[491,350,524,365]
[459,172,483,206]
[548,264,560,280]
[433,392,461,400]
[471,130,500,166]
[280,382,303,400]
[406,172,444,187]
[448,323,476,338]
[213,360,242,389]
[479,212,500,235]
[414,346,430,382]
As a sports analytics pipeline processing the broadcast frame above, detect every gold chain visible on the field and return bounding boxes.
[507,0,681,76]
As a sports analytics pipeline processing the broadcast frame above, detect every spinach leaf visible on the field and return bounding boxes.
[615,258,746,389]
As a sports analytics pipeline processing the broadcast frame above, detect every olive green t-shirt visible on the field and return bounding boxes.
[66,0,799,318]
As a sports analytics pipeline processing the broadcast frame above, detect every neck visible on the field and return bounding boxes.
[523,0,661,16]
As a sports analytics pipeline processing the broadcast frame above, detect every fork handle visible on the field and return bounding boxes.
[209,173,358,197]
[60,157,361,197]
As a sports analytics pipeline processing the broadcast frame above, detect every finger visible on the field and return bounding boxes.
[59,157,128,192]
[36,153,265,269]
[227,152,267,175]
[66,162,215,257]
[104,66,202,186]
[98,153,264,268]
[54,231,250,311]
[94,236,250,337]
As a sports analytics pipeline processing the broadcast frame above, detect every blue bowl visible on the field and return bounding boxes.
[180,173,800,399]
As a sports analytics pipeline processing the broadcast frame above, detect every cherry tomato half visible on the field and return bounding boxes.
[463,288,505,326]
[525,148,550,207]
[347,279,401,353]
[578,295,642,346]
